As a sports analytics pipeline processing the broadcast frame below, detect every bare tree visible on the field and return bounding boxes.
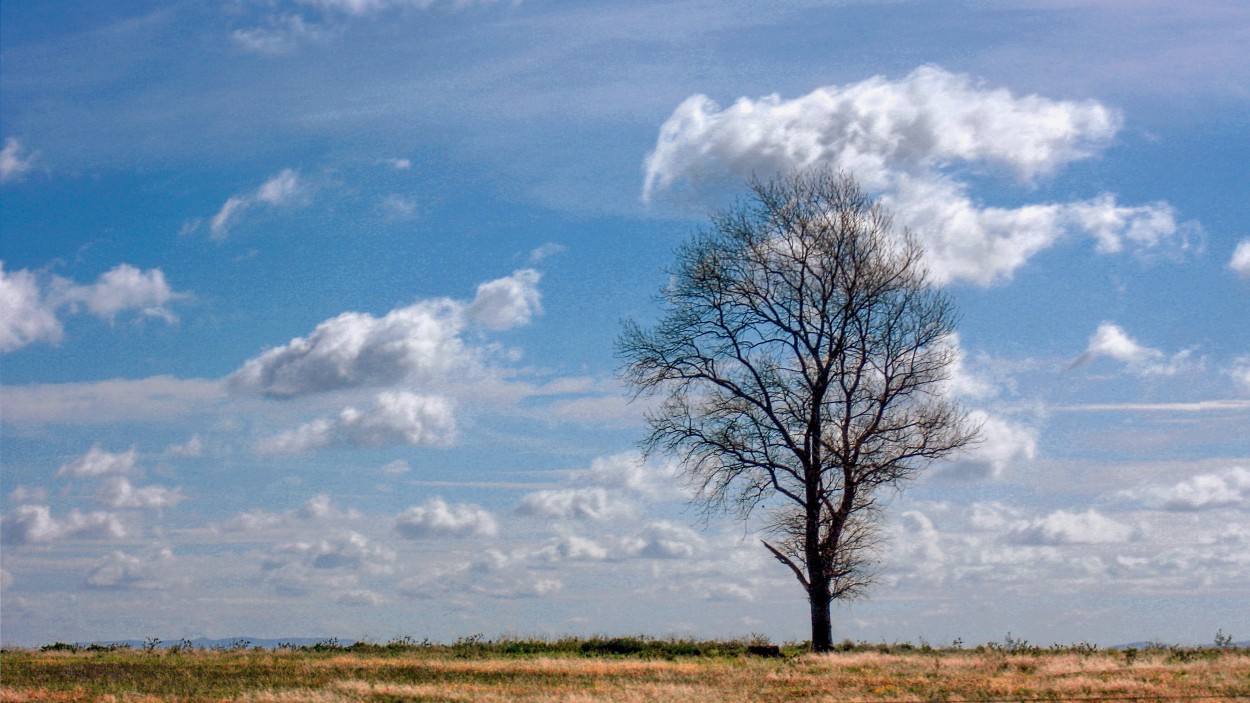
[618,170,979,651]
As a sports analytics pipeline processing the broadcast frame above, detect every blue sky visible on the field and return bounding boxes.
[2,0,1248,648]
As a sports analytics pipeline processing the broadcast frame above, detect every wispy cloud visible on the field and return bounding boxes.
[209,169,306,240]
[0,137,35,183]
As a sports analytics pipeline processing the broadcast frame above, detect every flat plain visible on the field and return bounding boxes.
[2,641,1248,702]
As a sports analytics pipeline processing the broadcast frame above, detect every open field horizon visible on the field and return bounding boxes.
[3,638,1248,702]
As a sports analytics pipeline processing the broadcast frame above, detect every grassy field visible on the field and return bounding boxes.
[2,638,1248,702]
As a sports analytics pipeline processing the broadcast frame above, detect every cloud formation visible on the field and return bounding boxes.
[0,263,182,352]
[85,549,173,590]
[257,391,456,454]
[1230,239,1250,278]
[0,137,34,183]
[1126,466,1250,511]
[209,169,305,239]
[0,505,127,545]
[395,498,498,538]
[228,270,541,397]
[56,445,137,478]
[643,66,1196,285]
[1068,322,1191,376]
[1008,508,1134,545]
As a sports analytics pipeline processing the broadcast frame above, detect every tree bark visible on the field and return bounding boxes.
[809,580,833,652]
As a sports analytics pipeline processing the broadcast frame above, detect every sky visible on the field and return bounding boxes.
[1,0,1248,649]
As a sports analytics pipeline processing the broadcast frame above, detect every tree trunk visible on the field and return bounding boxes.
[808,581,833,652]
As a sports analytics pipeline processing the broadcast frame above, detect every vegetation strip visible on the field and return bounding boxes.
[3,638,1247,703]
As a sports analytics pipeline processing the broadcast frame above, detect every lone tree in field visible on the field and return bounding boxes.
[619,170,979,652]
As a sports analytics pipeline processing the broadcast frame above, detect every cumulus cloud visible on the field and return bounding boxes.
[85,548,173,590]
[395,497,498,539]
[577,451,684,499]
[229,300,464,397]
[1230,240,1250,278]
[1009,508,1134,545]
[1126,466,1250,511]
[643,65,1197,285]
[257,391,456,454]
[97,477,184,510]
[0,137,34,183]
[1,262,182,352]
[267,531,396,573]
[940,411,1037,480]
[218,494,358,533]
[57,445,137,478]
[621,520,704,559]
[517,487,630,521]
[59,264,179,323]
[209,169,305,239]
[467,269,542,330]
[0,505,127,545]
[228,270,540,397]
[0,263,61,351]
[1068,322,1191,376]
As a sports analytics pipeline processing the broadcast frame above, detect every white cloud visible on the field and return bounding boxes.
[209,169,305,239]
[1068,322,1191,376]
[517,487,630,521]
[7,486,47,503]
[395,497,498,539]
[528,242,566,264]
[257,391,456,454]
[0,137,34,183]
[218,494,358,533]
[0,263,62,351]
[467,269,542,330]
[577,451,684,499]
[645,65,1119,199]
[643,66,1197,285]
[85,549,173,590]
[379,459,411,476]
[1127,466,1250,511]
[380,194,419,220]
[940,411,1037,480]
[268,531,395,573]
[1232,357,1250,394]
[1230,239,1250,278]
[57,445,137,478]
[229,300,465,397]
[61,264,180,323]
[1009,508,1134,545]
[0,262,183,352]
[0,505,127,545]
[621,520,704,560]
[338,589,385,606]
[228,270,542,397]
[97,477,184,510]
[165,435,204,458]
[0,376,222,424]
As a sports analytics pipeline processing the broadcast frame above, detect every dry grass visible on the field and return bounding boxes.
[2,645,1248,702]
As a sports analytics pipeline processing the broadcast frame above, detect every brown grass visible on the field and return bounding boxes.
[2,646,1247,702]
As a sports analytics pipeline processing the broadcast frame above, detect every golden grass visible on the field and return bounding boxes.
[2,646,1248,702]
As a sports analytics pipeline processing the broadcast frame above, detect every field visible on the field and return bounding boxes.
[2,638,1248,702]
